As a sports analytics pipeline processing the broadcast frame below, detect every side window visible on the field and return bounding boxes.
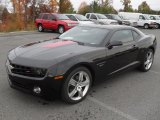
[90,14,97,19]
[86,14,90,19]
[139,15,145,20]
[48,15,56,20]
[110,30,134,43]
[42,14,48,20]
[132,31,141,40]
[67,15,77,21]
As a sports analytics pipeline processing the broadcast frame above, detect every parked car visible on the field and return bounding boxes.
[149,15,160,28]
[6,25,157,104]
[35,13,78,34]
[118,12,157,29]
[65,14,94,25]
[85,13,118,25]
[104,14,123,25]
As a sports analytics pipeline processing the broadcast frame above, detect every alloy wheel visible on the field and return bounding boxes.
[144,50,153,70]
[67,71,90,101]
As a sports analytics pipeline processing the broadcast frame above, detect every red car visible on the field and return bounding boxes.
[35,13,78,34]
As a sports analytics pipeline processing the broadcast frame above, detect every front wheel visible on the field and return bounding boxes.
[38,24,44,32]
[139,49,154,72]
[61,67,92,104]
[155,24,159,29]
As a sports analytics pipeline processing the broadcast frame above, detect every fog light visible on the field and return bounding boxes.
[33,86,41,94]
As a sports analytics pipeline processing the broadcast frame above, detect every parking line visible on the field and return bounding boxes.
[87,96,138,120]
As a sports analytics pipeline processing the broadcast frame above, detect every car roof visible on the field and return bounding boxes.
[79,24,135,30]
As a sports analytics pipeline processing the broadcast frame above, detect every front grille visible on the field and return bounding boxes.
[9,63,47,78]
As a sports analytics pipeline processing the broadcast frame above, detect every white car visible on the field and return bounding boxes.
[118,12,156,29]
[149,15,160,29]
[85,13,118,25]
[65,14,94,25]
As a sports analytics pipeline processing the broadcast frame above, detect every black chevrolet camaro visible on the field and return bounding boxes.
[6,25,157,104]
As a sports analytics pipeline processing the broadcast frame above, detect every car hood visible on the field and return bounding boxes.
[8,40,95,68]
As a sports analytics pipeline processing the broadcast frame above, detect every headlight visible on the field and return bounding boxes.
[67,23,75,26]
[34,68,47,77]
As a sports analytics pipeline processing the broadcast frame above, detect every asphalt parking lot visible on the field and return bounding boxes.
[0,29,160,120]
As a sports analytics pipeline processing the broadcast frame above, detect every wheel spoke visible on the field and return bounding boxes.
[79,80,89,87]
[79,72,84,82]
[69,79,77,86]
[78,89,83,98]
[69,88,77,98]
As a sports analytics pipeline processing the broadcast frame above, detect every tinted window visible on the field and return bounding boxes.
[110,30,134,43]
[59,26,109,45]
[90,14,97,19]
[75,14,89,21]
[48,15,56,20]
[105,15,111,19]
[67,15,77,21]
[43,14,48,20]
[139,15,145,20]
[97,14,107,19]
[132,31,141,40]
[86,14,90,19]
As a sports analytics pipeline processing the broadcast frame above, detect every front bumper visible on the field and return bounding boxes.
[6,61,63,96]
[7,74,62,96]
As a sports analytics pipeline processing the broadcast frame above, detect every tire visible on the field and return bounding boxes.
[155,24,160,29]
[144,24,149,29]
[61,67,92,104]
[38,24,44,32]
[58,25,64,34]
[139,49,154,72]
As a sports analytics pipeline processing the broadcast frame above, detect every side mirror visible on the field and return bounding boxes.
[108,41,123,49]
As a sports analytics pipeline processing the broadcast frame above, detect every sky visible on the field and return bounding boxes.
[70,0,160,11]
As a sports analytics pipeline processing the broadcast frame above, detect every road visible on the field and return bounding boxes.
[0,29,160,120]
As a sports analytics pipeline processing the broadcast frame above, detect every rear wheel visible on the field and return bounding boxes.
[139,49,154,72]
[155,24,159,29]
[61,67,92,104]
[38,24,44,32]
[144,24,149,29]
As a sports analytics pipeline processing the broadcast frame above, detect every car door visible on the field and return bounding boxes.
[105,30,139,75]
[90,14,98,24]
[138,15,145,26]
[48,14,57,29]
[42,14,49,28]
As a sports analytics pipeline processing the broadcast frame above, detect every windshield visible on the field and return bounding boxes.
[56,14,69,20]
[59,26,109,45]
[113,15,122,21]
[75,14,89,21]
[97,14,107,19]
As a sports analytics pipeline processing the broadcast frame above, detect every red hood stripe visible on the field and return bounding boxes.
[43,41,75,48]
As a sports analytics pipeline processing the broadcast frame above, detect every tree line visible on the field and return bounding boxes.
[0,0,160,32]
[78,0,160,15]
